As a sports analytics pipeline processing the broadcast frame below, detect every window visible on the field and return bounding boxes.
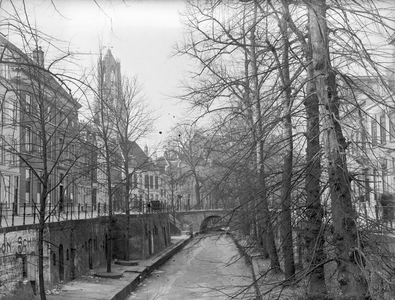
[0,136,4,163]
[380,114,386,144]
[3,99,12,123]
[150,176,153,189]
[46,106,52,122]
[11,139,17,165]
[37,131,42,155]
[382,159,388,192]
[25,127,32,152]
[12,100,18,122]
[26,169,31,202]
[134,174,138,188]
[59,137,64,158]
[0,63,10,79]
[390,112,395,141]
[25,94,31,113]
[144,175,149,188]
[371,119,377,146]
[155,176,158,189]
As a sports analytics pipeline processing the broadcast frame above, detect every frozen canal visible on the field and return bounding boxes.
[127,233,255,300]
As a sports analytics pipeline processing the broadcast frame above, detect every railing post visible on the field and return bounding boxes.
[23,203,26,225]
[12,203,15,226]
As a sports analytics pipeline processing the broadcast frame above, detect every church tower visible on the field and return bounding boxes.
[95,48,122,128]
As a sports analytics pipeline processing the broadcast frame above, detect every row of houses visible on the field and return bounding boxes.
[344,42,395,224]
[0,33,198,220]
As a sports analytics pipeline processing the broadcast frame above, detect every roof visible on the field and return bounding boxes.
[0,34,81,109]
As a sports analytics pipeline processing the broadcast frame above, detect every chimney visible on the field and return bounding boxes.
[32,46,44,67]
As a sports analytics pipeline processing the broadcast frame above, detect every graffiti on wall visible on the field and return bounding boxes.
[1,230,37,255]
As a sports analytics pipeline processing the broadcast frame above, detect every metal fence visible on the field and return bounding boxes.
[0,202,110,227]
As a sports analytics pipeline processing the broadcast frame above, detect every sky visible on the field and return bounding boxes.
[2,0,191,151]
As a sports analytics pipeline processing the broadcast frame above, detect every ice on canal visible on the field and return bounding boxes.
[127,233,256,300]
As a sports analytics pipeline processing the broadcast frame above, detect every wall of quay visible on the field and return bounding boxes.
[0,213,171,295]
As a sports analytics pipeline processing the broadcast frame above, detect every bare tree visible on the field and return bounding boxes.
[0,32,87,300]
[112,76,154,261]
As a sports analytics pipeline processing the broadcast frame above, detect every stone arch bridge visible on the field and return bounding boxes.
[172,209,233,233]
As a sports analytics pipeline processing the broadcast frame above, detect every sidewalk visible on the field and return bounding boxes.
[45,235,191,300]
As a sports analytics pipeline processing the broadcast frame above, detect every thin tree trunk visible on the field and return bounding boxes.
[104,140,113,273]
[309,0,367,297]
[124,163,130,261]
[38,189,47,300]
[249,0,280,272]
[259,141,281,271]
[279,1,295,283]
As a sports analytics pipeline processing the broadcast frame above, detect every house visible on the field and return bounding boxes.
[0,34,82,217]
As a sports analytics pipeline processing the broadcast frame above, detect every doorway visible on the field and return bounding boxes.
[88,239,93,269]
[58,244,64,281]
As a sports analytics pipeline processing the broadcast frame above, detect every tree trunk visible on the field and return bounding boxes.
[38,182,48,300]
[279,1,295,283]
[195,178,201,209]
[309,0,367,297]
[38,211,46,300]
[124,164,130,261]
[259,143,281,271]
[304,54,326,295]
[105,141,113,273]
[249,1,280,272]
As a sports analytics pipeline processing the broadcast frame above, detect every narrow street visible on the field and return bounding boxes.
[127,233,256,300]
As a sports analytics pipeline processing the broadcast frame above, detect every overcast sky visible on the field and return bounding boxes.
[4,0,191,150]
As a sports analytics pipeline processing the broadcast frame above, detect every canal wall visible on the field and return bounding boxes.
[0,213,171,295]
[112,236,191,300]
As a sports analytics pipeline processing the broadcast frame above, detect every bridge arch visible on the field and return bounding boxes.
[174,210,231,232]
[200,215,223,232]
